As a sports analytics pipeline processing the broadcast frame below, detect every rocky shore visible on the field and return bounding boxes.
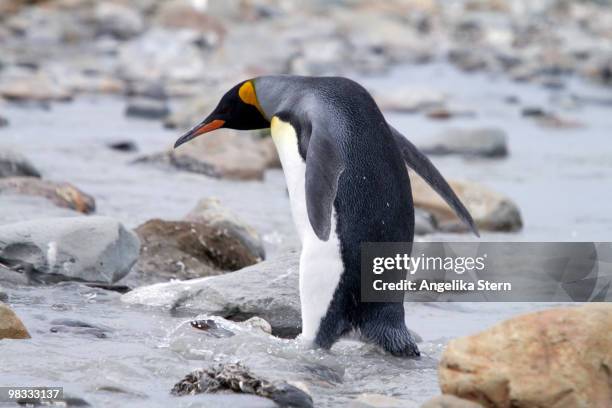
[1,0,612,407]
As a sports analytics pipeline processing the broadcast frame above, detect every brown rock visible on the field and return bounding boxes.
[439,304,612,408]
[410,175,522,232]
[131,219,262,286]
[137,129,277,180]
[421,395,483,408]
[0,73,73,102]
[0,303,30,340]
[0,177,95,214]
[185,198,265,261]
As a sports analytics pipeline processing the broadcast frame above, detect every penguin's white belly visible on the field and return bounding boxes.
[270,117,345,342]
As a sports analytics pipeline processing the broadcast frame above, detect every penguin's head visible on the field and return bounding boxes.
[174,80,269,148]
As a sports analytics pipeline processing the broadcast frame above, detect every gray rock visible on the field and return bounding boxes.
[0,177,95,213]
[125,97,170,120]
[0,194,82,226]
[0,150,41,178]
[0,216,140,284]
[0,115,8,127]
[418,128,508,158]
[124,218,263,287]
[185,198,265,261]
[122,253,301,338]
[94,2,145,40]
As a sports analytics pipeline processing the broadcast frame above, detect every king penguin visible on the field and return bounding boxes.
[174,76,479,357]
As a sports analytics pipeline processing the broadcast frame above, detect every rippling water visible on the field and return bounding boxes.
[1,63,610,406]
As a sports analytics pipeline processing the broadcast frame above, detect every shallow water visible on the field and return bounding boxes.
[1,63,611,407]
[0,282,564,407]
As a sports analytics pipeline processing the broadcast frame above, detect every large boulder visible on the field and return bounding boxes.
[122,253,301,337]
[417,128,508,158]
[185,198,265,261]
[0,303,30,340]
[135,130,278,180]
[0,217,139,284]
[0,150,41,178]
[410,175,522,232]
[0,177,95,214]
[439,304,612,408]
[127,218,263,287]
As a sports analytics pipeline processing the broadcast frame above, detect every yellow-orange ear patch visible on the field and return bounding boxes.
[238,81,258,107]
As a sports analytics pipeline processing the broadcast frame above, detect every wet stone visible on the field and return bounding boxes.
[190,319,235,338]
[49,318,112,339]
[171,363,313,408]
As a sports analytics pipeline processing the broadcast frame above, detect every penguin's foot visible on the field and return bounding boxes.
[362,324,421,358]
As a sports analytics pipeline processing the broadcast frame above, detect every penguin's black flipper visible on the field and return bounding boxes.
[305,123,345,241]
[388,124,480,237]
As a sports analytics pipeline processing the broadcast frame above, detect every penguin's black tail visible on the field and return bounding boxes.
[387,124,480,237]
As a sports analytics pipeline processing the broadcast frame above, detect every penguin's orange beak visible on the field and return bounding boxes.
[174,119,225,148]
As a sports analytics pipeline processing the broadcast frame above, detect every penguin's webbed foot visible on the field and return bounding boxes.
[387,334,420,358]
[362,324,421,358]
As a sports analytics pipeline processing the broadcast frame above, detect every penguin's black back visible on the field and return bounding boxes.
[301,78,414,342]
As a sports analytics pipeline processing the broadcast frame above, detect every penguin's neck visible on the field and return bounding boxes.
[253,76,302,121]
[270,116,310,242]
